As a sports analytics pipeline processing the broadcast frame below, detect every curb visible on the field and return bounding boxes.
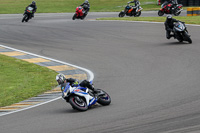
[0,44,94,116]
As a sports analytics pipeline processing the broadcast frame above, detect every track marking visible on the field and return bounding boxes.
[46,65,77,71]
[22,58,51,63]
[0,51,26,56]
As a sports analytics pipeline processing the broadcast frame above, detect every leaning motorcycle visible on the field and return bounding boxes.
[158,3,183,16]
[72,6,88,20]
[119,4,143,17]
[22,6,33,23]
[172,22,192,43]
[62,82,111,111]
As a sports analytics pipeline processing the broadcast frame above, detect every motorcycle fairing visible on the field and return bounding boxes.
[69,86,96,106]
[76,6,84,17]
[174,22,185,32]
[127,8,133,13]
[89,98,97,106]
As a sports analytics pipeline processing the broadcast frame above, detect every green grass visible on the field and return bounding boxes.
[97,16,200,25]
[0,54,58,107]
[0,0,160,14]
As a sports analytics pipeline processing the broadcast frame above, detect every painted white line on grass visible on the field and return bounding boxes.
[0,44,94,117]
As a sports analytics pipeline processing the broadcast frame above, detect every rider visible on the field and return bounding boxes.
[56,73,98,97]
[162,0,177,11]
[165,15,182,39]
[25,1,37,18]
[128,0,140,9]
[80,0,90,15]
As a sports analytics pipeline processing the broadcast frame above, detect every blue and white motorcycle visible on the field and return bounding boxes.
[62,82,111,111]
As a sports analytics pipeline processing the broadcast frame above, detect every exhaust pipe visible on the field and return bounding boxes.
[176,9,183,13]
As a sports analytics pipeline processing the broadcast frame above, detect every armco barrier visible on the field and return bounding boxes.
[193,7,200,16]
[187,8,193,16]
[187,7,200,16]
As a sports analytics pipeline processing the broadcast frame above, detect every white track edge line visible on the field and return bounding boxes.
[92,19,200,27]
[0,44,94,117]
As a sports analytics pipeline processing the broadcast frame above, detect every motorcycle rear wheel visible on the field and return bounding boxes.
[97,89,111,106]
[81,14,87,20]
[158,10,164,16]
[69,96,88,111]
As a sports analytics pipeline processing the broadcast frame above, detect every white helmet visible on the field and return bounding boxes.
[84,0,89,4]
[56,73,66,85]
[167,14,172,20]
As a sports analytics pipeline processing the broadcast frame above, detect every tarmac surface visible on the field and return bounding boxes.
[1,11,200,133]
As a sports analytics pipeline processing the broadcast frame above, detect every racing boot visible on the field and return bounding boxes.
[172,34,176,39]
[88,84,99,98]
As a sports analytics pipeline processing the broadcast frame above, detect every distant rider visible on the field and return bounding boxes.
[162,0,177,11]
[56,73,98,98]
[128,0,140,9]
[165,15,184,39]
[80,0,90,15]
[25,1,37,18]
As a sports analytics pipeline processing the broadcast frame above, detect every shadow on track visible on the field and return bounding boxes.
[161,41,191,46]
[54,104,104,114]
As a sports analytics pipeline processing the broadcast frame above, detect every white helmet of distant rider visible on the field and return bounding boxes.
[84,0,89,4]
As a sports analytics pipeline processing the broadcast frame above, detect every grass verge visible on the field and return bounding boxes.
[0,0,160,14]
[0,54,58,107]
[97,16,200,25]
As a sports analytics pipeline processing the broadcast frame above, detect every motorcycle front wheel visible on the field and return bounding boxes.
[134,11,141,17]
[119,12,125,17]
[72,13,77,20]
[158,10,164,16]
[183,31,192,44]
[69,96,88,111]
[97,89,111,106]
[22,14,28,22]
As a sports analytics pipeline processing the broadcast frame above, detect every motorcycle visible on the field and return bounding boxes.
[62,82,111,111]
[22,6,34,23]
[172,22,192,43]
[72,6,88,20]
[158,2,183,16]
[119,4,143,17]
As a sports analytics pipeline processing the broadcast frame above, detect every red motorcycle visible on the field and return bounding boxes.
[158,2,183,16]
[72,6,87,20]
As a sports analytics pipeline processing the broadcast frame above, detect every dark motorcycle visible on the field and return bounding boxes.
[158,2,183,16]
[172,22,192,43]
[119,4,143,17]
[72,6,88,20]
[22,6,34,22]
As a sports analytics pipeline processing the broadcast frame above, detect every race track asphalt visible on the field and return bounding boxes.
[1,12,200,133]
